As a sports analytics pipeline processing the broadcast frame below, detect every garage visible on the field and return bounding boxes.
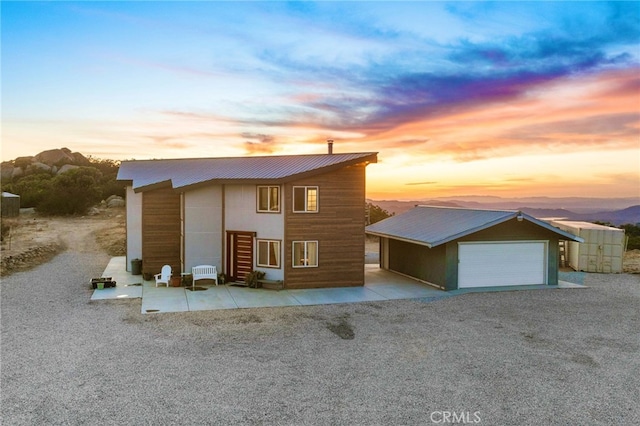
[458,241,547,288]
[366,206,582,291]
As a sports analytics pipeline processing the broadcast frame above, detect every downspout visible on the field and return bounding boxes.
[283,183,288,288]
[124,185,129,271]
[180,192,185,274]
[221,185,226,276]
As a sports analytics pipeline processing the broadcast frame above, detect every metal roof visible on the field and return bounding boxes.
[547,220,625,232]
[366,205,583,247]
[117,152,377,192]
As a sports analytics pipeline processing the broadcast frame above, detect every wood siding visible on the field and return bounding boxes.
[142,188,181,276]
[284,164,367,289]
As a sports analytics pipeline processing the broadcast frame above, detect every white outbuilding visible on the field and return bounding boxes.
[546,220,625,273]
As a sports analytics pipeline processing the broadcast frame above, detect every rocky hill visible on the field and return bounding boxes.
[1,148,123,215]
[1,147,90,180]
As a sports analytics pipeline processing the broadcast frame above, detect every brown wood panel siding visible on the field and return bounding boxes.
[284,164,367,289]
[142,188,181,276]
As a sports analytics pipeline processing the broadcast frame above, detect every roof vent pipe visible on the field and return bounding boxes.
[327,139,334,154]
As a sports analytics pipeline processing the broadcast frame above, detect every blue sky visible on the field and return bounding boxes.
[2,1,639,199]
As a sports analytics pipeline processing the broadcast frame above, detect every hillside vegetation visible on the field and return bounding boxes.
[1,148,123,216]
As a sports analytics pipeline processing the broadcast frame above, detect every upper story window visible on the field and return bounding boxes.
[257,186,280,213]
[293,186,318,213]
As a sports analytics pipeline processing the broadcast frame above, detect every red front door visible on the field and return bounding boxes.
[226,231,255,283]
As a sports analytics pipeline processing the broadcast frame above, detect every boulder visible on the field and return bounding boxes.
[14,156,35,168]
[35,148,75,166]
[1,163,14,180]
[107,196,125,208]
[56,164,80,175]
[11,167,24,179]
[71,151,91,165]
[29,162,52,172]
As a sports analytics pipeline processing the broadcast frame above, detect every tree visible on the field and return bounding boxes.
[620,223,640,250]
[367,202,394,224]
[37,167,103,215]
[88,157,125,198]
[5,173,53,208]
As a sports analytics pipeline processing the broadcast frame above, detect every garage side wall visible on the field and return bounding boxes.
[388,239,447,289]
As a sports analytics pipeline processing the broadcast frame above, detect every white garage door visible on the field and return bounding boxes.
[458,241,547,288]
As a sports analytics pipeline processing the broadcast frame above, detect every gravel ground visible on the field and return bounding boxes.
[2,243,639,425]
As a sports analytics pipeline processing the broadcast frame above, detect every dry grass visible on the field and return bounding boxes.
[0,206,125,276]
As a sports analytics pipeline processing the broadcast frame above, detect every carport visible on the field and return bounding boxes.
[366,206,583,291]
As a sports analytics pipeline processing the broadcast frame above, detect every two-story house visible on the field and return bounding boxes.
[116,149,378,289]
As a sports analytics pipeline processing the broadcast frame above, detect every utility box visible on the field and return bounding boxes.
[549,220,625,273]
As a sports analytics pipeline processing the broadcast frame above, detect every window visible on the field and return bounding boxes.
[257,186,280,212]
[257,240,281,268]
[293,186,318,212]
[292,241,318,267]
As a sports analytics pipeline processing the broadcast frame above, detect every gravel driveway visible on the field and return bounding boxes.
[2,242,639,425]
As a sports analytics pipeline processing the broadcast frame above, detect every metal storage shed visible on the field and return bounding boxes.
[547,220,625,273]
[366,206,583,291]
[1,192,20,217]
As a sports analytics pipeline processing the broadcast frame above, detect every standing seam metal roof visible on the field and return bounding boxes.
[117,152,377,192]
[365,205,583,247]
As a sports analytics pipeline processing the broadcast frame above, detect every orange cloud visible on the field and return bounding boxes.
[353,67,639,164]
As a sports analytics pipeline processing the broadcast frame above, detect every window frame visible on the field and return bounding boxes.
[256,239,281,269]
[292,240,318,268]
[256,185,281,213]
[292,186,319,213]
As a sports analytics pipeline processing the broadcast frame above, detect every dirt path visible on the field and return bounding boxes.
[0,207,125,276]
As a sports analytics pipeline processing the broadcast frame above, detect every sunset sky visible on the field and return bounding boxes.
[2,1,639,200]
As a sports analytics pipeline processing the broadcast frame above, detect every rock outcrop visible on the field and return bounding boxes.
[35,147,90,167]
[1,148,91,179]
[105,195,125,208]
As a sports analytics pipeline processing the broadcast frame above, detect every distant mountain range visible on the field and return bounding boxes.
[369,197,640,226]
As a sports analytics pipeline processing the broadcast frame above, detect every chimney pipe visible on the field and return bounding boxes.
[327,139,334,154]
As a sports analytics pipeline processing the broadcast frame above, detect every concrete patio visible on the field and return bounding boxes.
[90,256,585,314]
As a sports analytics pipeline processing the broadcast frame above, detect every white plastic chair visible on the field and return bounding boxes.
[154,265,172,287]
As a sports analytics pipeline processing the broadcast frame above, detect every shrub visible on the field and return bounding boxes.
[36,167,103,215]
[621,224,640,250]
[5,173,53,208]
